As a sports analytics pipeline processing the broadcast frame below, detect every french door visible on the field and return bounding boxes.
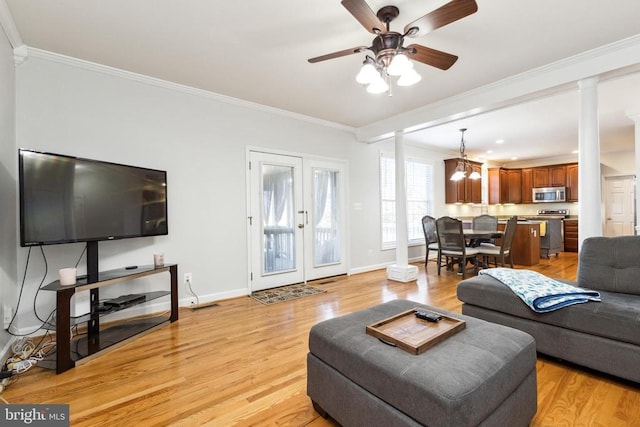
[248,151,346,292]
[304,158,347,281]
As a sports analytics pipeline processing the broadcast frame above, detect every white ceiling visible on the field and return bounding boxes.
[4,0,640,163]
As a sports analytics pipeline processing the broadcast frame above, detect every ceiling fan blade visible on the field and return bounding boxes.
[341,0,386,34]
[308,46,369,63]
[404,0,478,38]
[406,44,458,70]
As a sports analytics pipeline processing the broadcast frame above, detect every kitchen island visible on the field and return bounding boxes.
[462,219,542,266]
[496,220,541,266]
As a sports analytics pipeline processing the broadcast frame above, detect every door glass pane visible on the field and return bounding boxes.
[314,169,341,266]
[262,164,295,274]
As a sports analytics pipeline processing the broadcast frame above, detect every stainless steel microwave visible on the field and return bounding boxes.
[533,187,566,203]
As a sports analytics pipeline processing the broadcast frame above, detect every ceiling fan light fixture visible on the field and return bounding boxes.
[356,62,380,84]
[366,75,389,94]
[308,0,479,95]
[387,53,411,76]
[397,67,421,86]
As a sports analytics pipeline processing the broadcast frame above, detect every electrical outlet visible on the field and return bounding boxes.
[184,273,193,284]
[3,304,13,329]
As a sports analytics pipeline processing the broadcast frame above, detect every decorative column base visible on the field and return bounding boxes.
[386,264,419,283]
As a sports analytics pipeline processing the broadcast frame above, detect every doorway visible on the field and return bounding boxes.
[248,151,347,292]
[604,175,636,236]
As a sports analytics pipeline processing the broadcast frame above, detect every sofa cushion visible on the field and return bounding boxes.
[578,236,640,295]
[457,274,640,347]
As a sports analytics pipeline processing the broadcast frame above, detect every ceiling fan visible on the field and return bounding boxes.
[308,0,478,93]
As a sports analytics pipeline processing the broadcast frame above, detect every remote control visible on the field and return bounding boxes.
[414,309,442,322]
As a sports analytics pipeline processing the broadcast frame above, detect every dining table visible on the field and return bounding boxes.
[463,229,503,245]
[443,229,504,273]
[436,223,505,275]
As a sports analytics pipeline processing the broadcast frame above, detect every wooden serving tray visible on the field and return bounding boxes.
[366,308,466,355]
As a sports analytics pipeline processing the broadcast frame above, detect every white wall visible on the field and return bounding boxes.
[0,26,16,350]
[601,150,636,177]
[9,53,447,331]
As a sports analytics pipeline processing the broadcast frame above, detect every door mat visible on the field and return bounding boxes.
[250,283,327,305]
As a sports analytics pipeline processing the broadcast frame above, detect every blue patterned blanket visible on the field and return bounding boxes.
[478,268,601,313]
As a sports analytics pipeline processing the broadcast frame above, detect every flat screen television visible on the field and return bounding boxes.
[19,149,168,247]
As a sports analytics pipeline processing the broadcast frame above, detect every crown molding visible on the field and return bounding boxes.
[25,47,355,135]
[357,34,640,143]
[0,0,23,49]
[13,44,27,65]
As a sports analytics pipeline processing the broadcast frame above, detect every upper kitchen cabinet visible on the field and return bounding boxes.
[566,163,579,202]
[444,158,482,204]
[488,168,522,204]
[521,168,533,203]
[533,165,567,187]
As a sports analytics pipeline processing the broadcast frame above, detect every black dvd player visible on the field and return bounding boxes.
[104,294,146,308]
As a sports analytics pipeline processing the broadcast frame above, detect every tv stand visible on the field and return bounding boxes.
[42,264,178,374]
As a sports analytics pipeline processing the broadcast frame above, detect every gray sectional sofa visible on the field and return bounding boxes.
[457,235,640,383]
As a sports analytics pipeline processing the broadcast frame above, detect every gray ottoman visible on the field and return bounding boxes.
[307,300,537,427]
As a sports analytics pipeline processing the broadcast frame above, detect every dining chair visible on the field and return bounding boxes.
[470,214,499,246]
[421,215,439,269]
[477,216,518,268]
[435,216,480,278]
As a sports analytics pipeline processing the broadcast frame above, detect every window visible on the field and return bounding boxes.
[380,153,434,249]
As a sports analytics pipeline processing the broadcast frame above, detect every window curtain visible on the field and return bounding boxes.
[314,169,340,265]
[262,165,294,272]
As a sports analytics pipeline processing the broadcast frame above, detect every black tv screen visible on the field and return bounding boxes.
[19,149,168,246]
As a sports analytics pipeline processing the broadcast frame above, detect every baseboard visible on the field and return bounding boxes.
[349,257,424,276]
[179,288,247,307]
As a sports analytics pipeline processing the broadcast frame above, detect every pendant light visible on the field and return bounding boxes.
[450,128,481,181]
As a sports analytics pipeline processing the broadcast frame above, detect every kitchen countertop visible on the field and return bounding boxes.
[457,216,578,221]
[461,218,543,224]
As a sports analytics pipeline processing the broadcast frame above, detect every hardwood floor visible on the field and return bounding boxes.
[2,253,639,426]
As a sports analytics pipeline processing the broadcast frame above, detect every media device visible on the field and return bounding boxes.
[19,149,168,246]
[19,149,168,283]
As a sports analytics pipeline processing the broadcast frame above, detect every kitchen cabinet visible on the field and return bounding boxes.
[498,221,540,266]
[488,168,521,204]
[488,168,500,204]
[566,163,579,202]
[444,158,482,203]
[465,162,482,203]
[550,165,567,186]
[491,163,577,205]
[564,219,579,252]
[533,165,567,187]
[445,158,465,203]
[507,169,522,203]
[521,168,533,203]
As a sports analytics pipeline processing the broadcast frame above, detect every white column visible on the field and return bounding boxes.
[387,130,418,282]
[628,112,640,234]
[577,77,603,248]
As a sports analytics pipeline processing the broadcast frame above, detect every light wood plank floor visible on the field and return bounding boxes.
[2,253,639,426]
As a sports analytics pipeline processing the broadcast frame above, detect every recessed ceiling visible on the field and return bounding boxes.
[404,73,640,163]
[5,0,640,161]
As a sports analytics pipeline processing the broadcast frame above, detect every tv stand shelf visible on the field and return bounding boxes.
[42,264,178,374]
